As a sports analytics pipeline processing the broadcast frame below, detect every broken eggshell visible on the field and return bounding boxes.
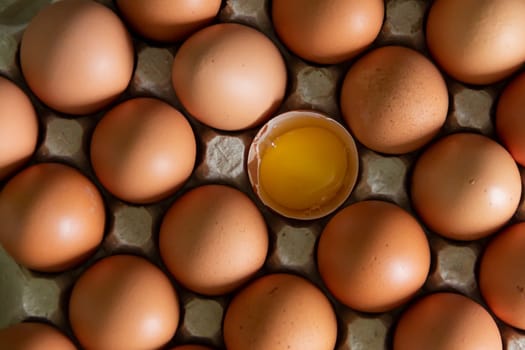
[247,110,359,220]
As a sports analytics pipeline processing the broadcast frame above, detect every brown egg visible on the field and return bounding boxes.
[116,0,221,42]
[20,0,134,115]
[317,200,430,313]
[223,273,337,350]
[496,71,525,166]
[480,222,525,330]
[69,254,179,350]
[340,45,448,154]
[0,162,105,272]
[393,292,502,350]
[170,346,214,350]
[172,23,287,131]
[0,76,38,181]
[426,0,525,85]
[159,184,268,295]
[411,133,521,241]
[90,97,196,204]
[0,322,76,350]
[271,0,384,64]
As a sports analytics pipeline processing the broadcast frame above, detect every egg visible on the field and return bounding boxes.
[116,0,221,42]
[172,23,287,131]
[426,0,525,85]
[340,45,448,154]
[479,222,525,330]
[247,110,359,220]
[20,0,134,115]
[223,273,337,350]
[0,322,76,350]
[90,97,196,204]
[0,162,105,272]
[411,132,521,241]
[69,254,179,350]
[0,76,38,181]
[271,0,384,64]
[159,184,268,295]
[496,71,525,166]
[393,292,502,350]
[317,200,430,313]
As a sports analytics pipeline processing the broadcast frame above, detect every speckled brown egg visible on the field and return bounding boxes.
[394,292,502,350]
[0,322,76,350]
[411,132,521,241]
[116,0,221,42]
[426,0,525,85]
[317,200,430,313]
[20,0,134,115]
[223,273,337,350]
[69,254,179,350]
[480,222,525,330]
[0,162,105,272]
[496,71,525,166]
[271,0,384,64]
[172,23,287,131]
[340,45,448,154]
[90,97,196,204]
[0,76,38,181]
[159,184,268,295]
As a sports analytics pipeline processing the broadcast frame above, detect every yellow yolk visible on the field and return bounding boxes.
[259,126,348,211]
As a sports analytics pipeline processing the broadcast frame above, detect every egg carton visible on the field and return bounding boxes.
[1,0,525,349]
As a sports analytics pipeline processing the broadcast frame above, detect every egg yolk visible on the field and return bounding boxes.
[259,126,348,211]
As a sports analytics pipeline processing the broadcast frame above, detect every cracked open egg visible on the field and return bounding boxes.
[247,110,359,220]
